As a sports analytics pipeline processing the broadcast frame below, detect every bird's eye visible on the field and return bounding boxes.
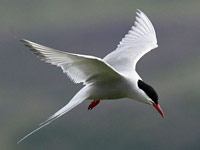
[137,80,158,104]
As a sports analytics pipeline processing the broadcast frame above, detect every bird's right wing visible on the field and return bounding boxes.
[104,10,158,75]
[21,39,122,85]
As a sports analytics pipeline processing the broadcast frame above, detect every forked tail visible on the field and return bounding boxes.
[17,86,90,143]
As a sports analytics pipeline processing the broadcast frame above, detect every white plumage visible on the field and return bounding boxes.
[104,9,157,75]
[18,10,163,143]
[23,40,121,84]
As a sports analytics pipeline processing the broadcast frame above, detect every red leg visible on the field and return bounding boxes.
[88,99,100,110]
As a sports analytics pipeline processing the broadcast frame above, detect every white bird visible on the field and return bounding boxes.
[18,9,164,143]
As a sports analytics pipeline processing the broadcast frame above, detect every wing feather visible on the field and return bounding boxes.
[21,39,122,84]
[104,10,158,75]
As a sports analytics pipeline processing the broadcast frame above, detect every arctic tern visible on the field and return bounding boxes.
[18,9,164,143]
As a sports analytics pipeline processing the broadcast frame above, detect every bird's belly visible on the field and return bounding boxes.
[88,80,128,100]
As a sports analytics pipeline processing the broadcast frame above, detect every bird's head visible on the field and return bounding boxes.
[137,80,164,118]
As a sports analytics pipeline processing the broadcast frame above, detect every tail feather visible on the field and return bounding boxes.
[17,86,90,144]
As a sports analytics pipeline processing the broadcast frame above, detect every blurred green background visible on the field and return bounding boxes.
[1,0,200,150]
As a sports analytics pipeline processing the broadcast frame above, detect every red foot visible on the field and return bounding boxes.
[88,99,100,110]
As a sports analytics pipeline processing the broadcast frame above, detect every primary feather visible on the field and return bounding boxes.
[104,9,158,75]
[21,39,122,84]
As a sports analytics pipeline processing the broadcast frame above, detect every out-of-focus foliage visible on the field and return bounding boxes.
[0,0,200,150]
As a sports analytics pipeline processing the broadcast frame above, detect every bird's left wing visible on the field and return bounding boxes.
[18,40,123,143]
[21,39,122,85]
[104,10,158,75]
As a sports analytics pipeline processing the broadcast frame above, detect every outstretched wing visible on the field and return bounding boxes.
[104,10,158,75]
[21,39,122,84]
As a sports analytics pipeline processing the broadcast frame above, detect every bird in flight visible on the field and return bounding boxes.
[18,9,164,143]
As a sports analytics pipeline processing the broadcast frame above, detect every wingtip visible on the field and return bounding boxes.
[136,9,149,17]
[136,9,142,14]
[20,39,28,43]
[136,9,144,18]
[20,39,31,47]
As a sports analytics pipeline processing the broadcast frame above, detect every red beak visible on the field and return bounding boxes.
[153,103,164,118]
